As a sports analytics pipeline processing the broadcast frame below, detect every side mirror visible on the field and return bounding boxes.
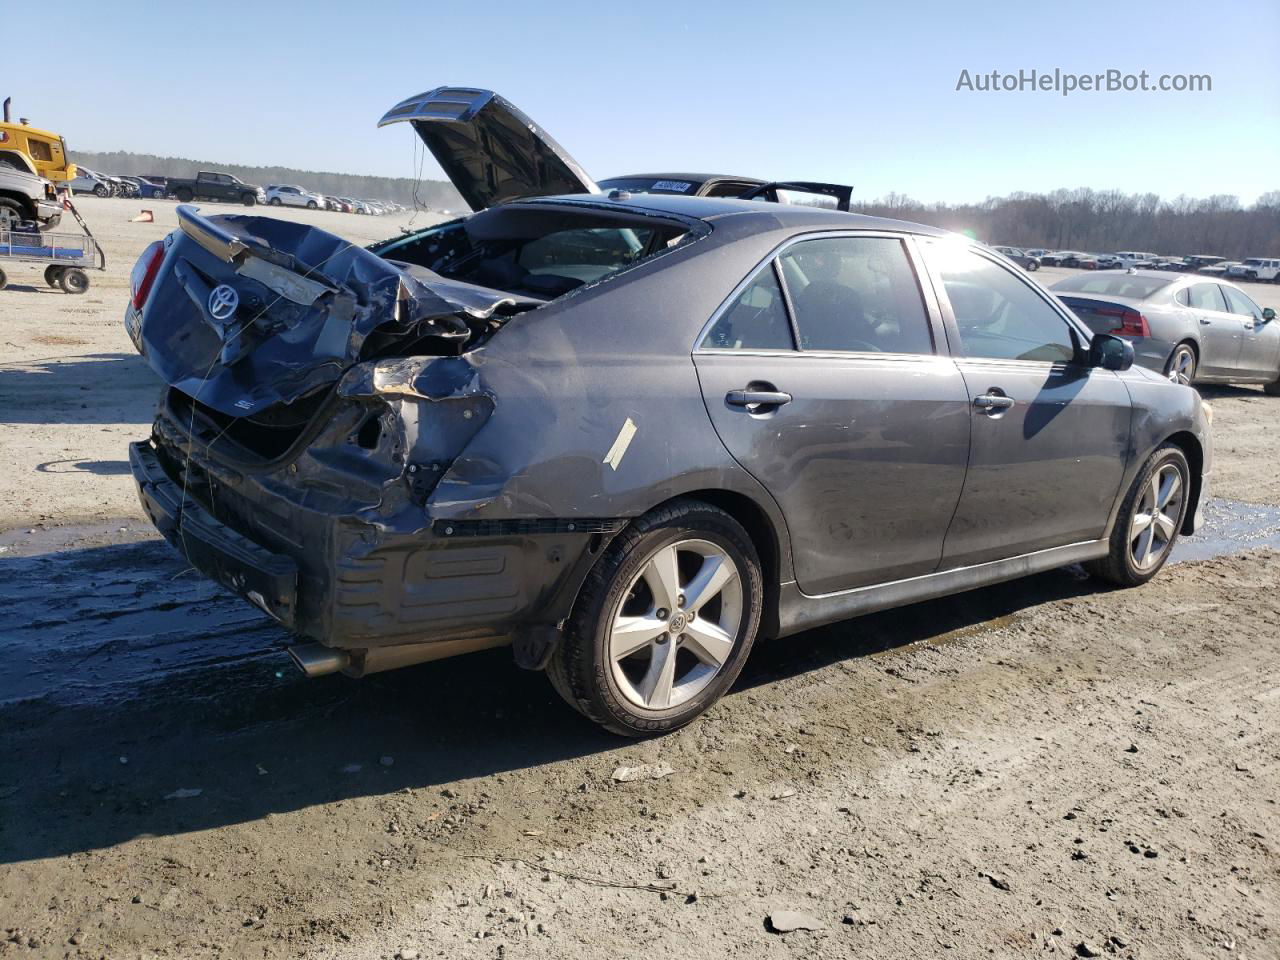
[1090,333,1134,371]
[1263,307,1276,322]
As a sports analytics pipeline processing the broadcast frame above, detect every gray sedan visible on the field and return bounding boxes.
[1052,270,1280,391]
[124,86,1215,735]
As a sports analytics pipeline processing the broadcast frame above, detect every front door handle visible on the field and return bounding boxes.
[973,393,1015,412]
[1200,317,1212,325]
[726,388,792,408]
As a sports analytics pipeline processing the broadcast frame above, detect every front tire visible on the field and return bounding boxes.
[1165,343,1197,385]
[306,200,317,209]
[549,500,763,736]
[242,194,256,206]
[44,265,64,287]
[1026,259,1039,271]
[1087,443,1190,587]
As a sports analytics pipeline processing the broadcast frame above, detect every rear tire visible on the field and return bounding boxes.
[0,267,7,290]
[1164,343,1197,385]
[1264,375,1280,396]
[1026,260,1039,271]
[549,500,763,736]
[269,197,282,206]
[1086,443,1190,587]
[59,268,89,294]
[175,188,193,203]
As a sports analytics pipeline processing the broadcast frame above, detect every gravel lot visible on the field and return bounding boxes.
[1,198,1277,960]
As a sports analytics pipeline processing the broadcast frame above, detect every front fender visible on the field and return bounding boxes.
[1108,366,1213,537]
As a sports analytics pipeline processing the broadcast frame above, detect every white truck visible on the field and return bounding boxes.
[1227,258,1280,283]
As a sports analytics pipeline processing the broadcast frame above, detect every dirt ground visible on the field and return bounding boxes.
[1,199,1278,960]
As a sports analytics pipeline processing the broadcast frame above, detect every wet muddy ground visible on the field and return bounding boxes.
[1,201,1278,958]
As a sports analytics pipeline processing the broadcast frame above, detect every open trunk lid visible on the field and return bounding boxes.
[128,205,520,418]
[377,87,597,211]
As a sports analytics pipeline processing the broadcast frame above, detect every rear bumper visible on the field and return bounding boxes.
[131,441,299,626]
[130,436,615,655]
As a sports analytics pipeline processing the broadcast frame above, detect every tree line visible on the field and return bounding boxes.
[70,150,465,211]
[852,189,1280,259]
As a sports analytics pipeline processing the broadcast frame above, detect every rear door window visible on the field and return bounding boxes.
[1188,283,1228,312]
[700,265,795,351]
[778,237,933,354]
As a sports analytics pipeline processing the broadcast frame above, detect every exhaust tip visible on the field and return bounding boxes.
[288,643,351,678]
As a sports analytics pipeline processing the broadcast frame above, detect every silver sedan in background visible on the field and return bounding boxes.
[1052,270,1279,393]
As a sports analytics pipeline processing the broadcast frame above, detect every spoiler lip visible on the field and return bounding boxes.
[176,203,251,262]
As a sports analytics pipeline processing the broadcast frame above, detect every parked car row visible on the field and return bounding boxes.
[65,168,408,215]
[262,184,404,216]
[1009,248,1280,282]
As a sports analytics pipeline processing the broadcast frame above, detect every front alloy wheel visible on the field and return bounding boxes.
[1087,442,1190,586]
[549,500,763,736]
[1129,463,1183,571]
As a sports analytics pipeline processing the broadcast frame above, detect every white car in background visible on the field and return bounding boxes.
[264,184,325,209]
[1227,258,1280,283]
[1106,251,1161,269]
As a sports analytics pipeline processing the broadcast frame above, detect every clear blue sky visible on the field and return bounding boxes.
[7,0,1278,204]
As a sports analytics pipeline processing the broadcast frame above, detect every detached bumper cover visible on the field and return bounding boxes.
[130,440,298,625]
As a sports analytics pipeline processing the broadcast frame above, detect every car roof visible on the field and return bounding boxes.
[516,192,950,236]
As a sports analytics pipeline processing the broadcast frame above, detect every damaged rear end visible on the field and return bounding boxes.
[127,192,701,676]
[126,205,545,673]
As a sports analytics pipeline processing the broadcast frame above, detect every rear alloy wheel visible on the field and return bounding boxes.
[548,500,763,736]
[1087,443,1189,586]
[1165,344,1197,385]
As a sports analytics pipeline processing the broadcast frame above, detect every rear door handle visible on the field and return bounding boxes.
[726,389,792,407]
[973,393,1015,411]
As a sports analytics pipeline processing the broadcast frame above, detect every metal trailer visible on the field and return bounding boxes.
[0,201,106,294]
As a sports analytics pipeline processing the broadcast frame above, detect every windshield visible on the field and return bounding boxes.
[1051,274,1174,298]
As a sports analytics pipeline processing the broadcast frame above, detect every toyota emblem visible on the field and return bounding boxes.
[208,284,239,321]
